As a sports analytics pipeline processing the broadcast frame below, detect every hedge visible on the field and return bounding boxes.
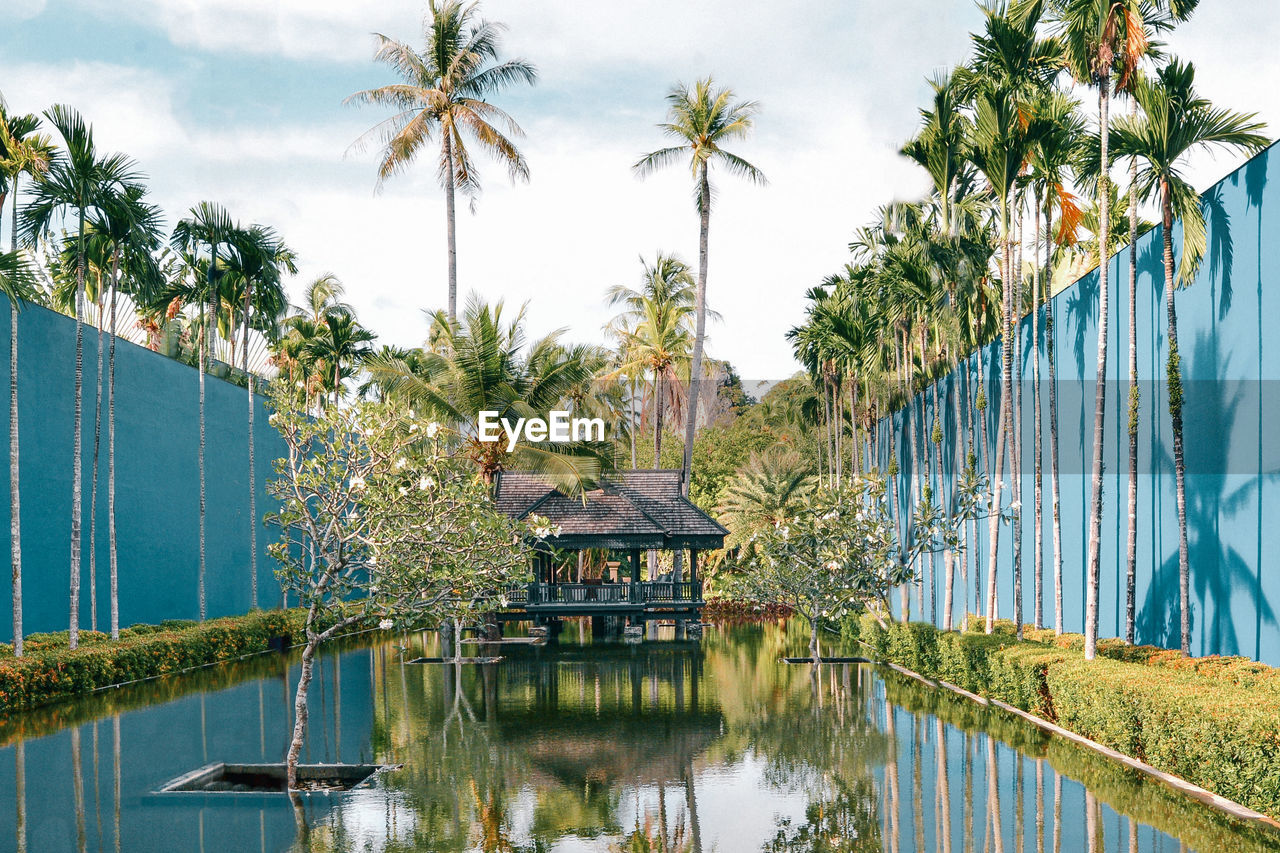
[0,610,300,714]
[853,615,1280,821]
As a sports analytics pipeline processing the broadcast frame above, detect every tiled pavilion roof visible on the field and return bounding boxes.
[494,470,728,551]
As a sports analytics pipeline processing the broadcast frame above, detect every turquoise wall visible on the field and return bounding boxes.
[0,300,285,642]
[883,142,1280,664]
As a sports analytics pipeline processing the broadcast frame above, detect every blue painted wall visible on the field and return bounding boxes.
[0,300,286,642]
[882,143,1280,664]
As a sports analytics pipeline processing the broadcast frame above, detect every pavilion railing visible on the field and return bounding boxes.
[518,581,703,607]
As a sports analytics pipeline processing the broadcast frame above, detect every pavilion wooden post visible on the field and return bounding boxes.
[630,549,642,605]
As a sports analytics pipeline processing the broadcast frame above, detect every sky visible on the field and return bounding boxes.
[2,0,1279,381]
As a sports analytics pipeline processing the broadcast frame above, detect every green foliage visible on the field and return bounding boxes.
[735,479,908,637]
[718,447,817,545]
[0,610,295,713]
[859,618,1280,820]
[266,390,543,641]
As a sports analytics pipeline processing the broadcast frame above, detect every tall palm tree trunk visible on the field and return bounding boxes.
[199,253,215,621]
[70,211,86,650]
[1046,196,1064,635]
[652,373,664,466]
[932,380,950,628]
[1013,209,1024,639]
[9,211,21,656]
[987,195,1014,633]
[629,378,637,469]
[90,297,103,632]
[1033,195,1045,631]
[680,165,711,498]
[108,253,120,639]
[443,132,458,323]
[1125,101,1140,644]
[242,283,258,609]
[1162,186,1191,656]
[1084,78,1113,660]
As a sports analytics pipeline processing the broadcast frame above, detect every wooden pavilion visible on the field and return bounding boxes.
[494,470,727,627]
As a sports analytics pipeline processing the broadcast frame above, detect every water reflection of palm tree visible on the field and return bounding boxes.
[885,699,901,853]
[72,725,86,853]
[964,732,974,853]
[937,719,953,853]
[14,739,25,853]
[987,737,1004,853]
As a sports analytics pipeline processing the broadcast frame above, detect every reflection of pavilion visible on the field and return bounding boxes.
[486,643,720,789]
[494,471,727,627]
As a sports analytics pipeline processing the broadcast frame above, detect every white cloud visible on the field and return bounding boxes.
[76,0,420,62]
[0,0,46,23]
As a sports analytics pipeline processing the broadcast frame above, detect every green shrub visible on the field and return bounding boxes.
[0,610,299,713]
[886,621,940,674]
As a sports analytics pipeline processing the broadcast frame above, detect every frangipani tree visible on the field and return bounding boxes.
[266,390,544,789]
[736,478,907,664]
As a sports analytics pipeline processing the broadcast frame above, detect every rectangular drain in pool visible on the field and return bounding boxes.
[406,656,504,664]
[158,762,390,794]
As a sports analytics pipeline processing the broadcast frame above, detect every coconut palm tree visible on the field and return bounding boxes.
[613,286,694,469]
[21,105,140,649]
[224,224,294,609]
[170,201,236,621]
[346,0,536,321]
[0,250,37,655]
[1109,59,1268,655]
[634,77,766,496]
[605,252,706,468]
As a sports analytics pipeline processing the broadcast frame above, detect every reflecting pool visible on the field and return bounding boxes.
[1,619,1277,852]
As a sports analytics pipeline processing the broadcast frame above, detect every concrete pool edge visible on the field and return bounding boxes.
[876,658,1280,835]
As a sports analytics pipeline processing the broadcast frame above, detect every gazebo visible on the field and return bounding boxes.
[494,470,727,627]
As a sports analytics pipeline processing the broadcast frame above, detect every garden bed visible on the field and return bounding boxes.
[0,609,317,714]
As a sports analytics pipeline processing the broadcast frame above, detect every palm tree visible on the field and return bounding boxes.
[968,81,1045,633]
[1114,3,1196,646]
[21,105,139,649]
[92,185,164,639]
[1028,88,1085,634]
[0,250,37,655]
[305,312,376,408]
[171,201,236,622]
[364,295,609,488]
[614,286,694,469]
[225,225,294,609]
[605,252,704,469]
[634,77,766,496]
[1043,0,1151,659]
[719,448,817,541]
[1109,59,1268,655]
[346,0,536,321]
[0,101,52,657]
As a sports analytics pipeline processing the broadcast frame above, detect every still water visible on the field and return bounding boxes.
[0,619,1276,852]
